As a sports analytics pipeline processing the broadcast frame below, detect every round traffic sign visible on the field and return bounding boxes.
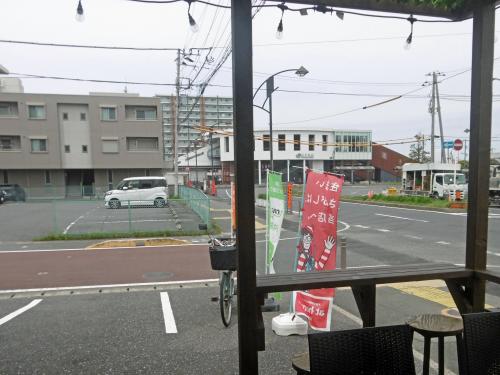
[453,139,463,151]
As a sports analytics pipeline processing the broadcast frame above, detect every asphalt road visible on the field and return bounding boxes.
[2,188,500,374]
[0,284,478,374]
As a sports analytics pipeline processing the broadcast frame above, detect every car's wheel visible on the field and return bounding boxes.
[109,199,121,209]
[431,192,440,200]
[154,198,166,208]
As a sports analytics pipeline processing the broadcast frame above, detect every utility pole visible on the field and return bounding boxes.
[434,72,446,163]
[174,48,181,196]
[427,71,446,163]
[429,73,436,163]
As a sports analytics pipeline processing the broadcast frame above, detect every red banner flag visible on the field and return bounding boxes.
[294,170,343,330]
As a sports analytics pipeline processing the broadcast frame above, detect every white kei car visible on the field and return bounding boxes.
[104,177,168,209]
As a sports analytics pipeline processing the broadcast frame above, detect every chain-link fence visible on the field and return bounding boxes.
[0,197,211,241]
[179,186,211,226]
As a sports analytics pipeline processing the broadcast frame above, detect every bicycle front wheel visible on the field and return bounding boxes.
[220,271,233,327]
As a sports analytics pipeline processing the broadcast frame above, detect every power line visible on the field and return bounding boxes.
[8,73,179,87]
[0,39,211,51]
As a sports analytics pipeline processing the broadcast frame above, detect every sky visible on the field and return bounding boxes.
[1,0,500,156]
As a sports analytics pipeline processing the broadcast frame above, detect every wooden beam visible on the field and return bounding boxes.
[231,0,258,373]
[266,0,473,20]
[445,280,473,314]
[352,285,376,327]
[466,2,495,312]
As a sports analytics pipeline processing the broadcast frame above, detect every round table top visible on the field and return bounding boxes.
[407,314,463,336]
[292,352,310,373]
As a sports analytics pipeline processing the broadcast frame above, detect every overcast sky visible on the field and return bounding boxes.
[2,0,500,156]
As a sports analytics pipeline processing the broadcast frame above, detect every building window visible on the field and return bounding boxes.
[224,137,229,152]
[263,134,270,151]
[322,135,328,151]
[309,135,315,151]
[64,145,70,153]
[102,139,119,153]
[30,139,47,152]
[45,170,51,185]
[2,170,8,184]
[63,112,69,120]
[294,134,300,151]
[126,137,158,151]
[80,113,86,121]
[278,134,286,151]
[145,169,150,176]
[125,106,157,120]
[0,135,21,151]
[101,107,117,121]
[335,135,342,152]
[28,105,46,119]
[0,102,18,117]
[82,145,88,153]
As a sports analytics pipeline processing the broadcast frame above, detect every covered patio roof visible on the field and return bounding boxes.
[229,0,497,373]
[270,0,495,19]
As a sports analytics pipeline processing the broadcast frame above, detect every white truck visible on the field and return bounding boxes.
[491,165,500,206]
[401,163,468,200]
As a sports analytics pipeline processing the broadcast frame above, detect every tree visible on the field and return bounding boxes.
[409,133,431,163]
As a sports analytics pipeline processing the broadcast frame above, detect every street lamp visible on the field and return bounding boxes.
[253,66,309,171]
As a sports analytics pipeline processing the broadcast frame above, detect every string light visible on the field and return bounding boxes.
[276,3,286,39]
[405,15,416,50]
[76,0,84,22]
[187,1,199,33]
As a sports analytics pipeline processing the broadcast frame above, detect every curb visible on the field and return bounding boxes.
[87,238,189,249]
[0,279,219,299]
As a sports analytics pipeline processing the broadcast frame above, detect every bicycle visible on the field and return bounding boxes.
[208,235,237,327]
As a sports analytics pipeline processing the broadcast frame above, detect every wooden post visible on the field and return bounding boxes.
[231,0,259,373]
[466,2,495,312]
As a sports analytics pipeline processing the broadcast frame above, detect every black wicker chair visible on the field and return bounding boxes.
[308,324,416,375]
[462,312,500,375]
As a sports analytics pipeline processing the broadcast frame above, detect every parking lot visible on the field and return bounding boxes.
[0,199,205,242]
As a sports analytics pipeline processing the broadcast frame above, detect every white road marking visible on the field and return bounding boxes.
[354,224,370,229]
[63,215,85,234]
[0,243,208,254]
[256,236,298,243]
[0,299,42,327]
[487,251,500,257]
[338,221,350,233]
[375,213,429,223]
[376,229,391,233]
[342,201,466,217]
[160,292,178,334]
[436,241,451,245]
[332,303,454,375]
[225,189,231,199]
[404,235,423,240]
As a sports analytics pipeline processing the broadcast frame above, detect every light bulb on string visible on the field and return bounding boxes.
[405,15,416,50]
[76,0,84,22]
[336,11,344,20]
[276,18,283,39]
[187,2,199,33]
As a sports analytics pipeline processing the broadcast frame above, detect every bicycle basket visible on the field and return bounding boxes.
[209,244,237,271]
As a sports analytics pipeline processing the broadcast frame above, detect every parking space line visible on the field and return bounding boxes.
[63,215,85,234]
[0,299,42,327]
[160,292,177,334]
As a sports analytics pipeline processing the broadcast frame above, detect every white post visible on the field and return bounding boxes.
[258,160,262,185]
[302,159,306,184]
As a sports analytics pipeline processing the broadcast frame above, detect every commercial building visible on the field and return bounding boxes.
[0,92,163,198]
[217,128,373,184]
[158,95,233,167]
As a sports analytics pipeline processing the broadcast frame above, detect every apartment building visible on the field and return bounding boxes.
[218,128,373,184]
[158,95,233,167]
[0,92,163,198]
